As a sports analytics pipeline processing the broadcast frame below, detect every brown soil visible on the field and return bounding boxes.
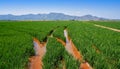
[56,37,83,61]
[56,29,93,69]
[28,28,93,69]
[65,37,93,69]
[56,37,92,69]
[95,24,120,32]
[29,56,42,69]
[80,61,92,69]
[69,38,83,61]
[56,38,66,46]
[33,38,46,57]
[28,38,46,69]
[64,29,83,61]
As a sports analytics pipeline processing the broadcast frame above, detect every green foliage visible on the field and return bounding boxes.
[0,21,120,69]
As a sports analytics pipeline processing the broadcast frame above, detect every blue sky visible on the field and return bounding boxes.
[0,0,120,19]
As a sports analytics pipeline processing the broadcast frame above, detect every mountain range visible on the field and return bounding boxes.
[0,13,109,20]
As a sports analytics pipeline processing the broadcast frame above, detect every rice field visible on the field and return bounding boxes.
[0,21,120,69]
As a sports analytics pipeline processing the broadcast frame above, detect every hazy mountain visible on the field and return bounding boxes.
[0,13,108,20]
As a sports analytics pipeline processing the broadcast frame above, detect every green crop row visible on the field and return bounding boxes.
[67,22,120,69]
[0,21,120,69]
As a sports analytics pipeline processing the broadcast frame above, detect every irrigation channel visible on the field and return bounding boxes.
[28,26,93,69]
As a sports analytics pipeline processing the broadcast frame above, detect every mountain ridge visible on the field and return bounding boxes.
[0,12,109,20]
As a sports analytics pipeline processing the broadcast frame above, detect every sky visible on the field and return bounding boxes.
[0,0,120,19]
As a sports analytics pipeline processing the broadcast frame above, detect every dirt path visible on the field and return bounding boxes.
[28,26,60,69]
[28,26,93,69]
[94,24,120,32]
[28,38,47,69]
[56,29,92,69]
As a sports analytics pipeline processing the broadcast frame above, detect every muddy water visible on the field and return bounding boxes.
[64,29,83,61]
[64,29,92,69]
[80,61,92,69]
[28,28,92,69]
[28,38,46,69]
[29,56,43,69]
[56,38,66,46]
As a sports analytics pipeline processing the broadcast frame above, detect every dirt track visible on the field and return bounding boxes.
[57,29,92,69]
[28,38,47,69]
[28,29,93,69]
[94,24,120,32]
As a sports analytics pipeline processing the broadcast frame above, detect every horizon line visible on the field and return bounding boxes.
[0,12,108,19]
